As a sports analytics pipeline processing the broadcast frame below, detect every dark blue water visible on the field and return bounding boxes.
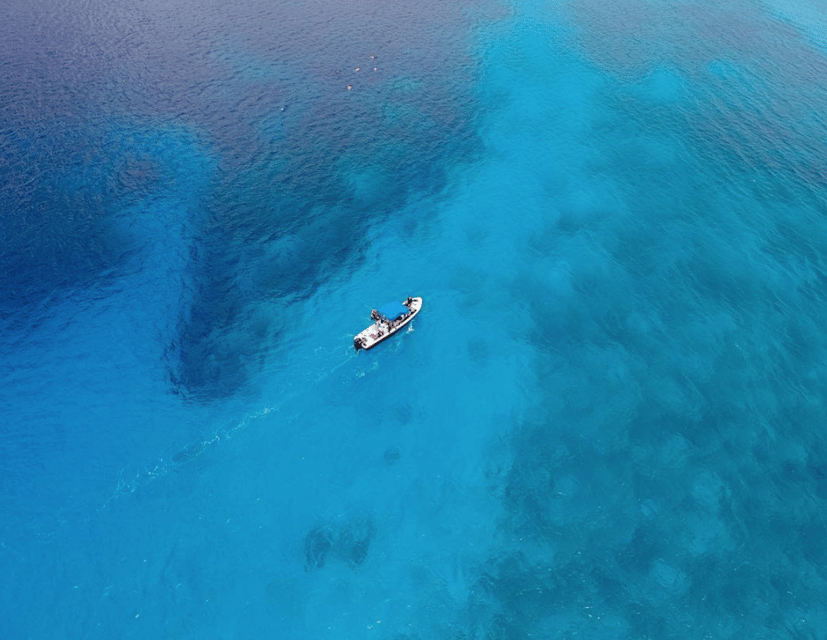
[3,0,827,637]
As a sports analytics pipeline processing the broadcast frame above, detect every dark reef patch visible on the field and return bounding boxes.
[304,526,333,571]
[303,512,376,571]
[383,447,401,465]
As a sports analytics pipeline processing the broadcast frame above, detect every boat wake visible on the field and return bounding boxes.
[104,340,368,505]
[105,293,424,506]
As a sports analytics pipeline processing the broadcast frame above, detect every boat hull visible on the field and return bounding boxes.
[354,297,422,351]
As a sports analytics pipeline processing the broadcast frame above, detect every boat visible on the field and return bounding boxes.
[353,296,422,351]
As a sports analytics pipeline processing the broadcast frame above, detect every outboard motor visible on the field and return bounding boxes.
[354,337,363,351]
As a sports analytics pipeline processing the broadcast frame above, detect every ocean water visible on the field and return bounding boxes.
[2,0,827,637]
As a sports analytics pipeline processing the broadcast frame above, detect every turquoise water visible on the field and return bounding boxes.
[3,0,827,637]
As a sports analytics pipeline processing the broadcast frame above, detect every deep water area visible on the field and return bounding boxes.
[2,0,827,637]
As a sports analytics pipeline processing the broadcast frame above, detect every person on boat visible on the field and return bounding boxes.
[371,309,380,322]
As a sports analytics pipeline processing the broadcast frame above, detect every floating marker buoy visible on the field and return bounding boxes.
[346,84,352,90]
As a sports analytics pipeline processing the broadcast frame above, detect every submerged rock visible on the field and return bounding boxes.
[383,447,401,465]
[302,513,376,570]
[303,526,332,571]
[337,514,376,566]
